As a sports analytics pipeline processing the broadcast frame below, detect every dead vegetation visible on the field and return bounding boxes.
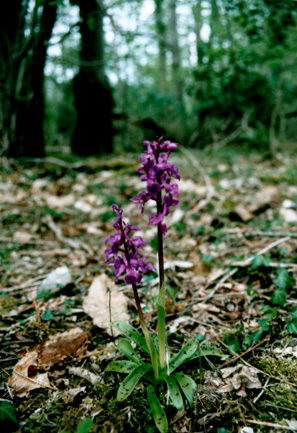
[1,149,297,433]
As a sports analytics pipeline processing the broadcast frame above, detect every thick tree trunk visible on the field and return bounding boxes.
[154,0,167,93]
[71,0,114,155]
[1,0,57,157]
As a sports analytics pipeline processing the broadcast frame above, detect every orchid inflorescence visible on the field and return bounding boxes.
[131,137,180,234]
[104,204,154,285]
[103,138,216,433]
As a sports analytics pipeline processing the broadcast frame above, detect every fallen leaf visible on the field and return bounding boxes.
[250,185,279,213]
[74,200,93,213]
[37,328,89,369]
[12,230,33,243]
[285,420,297,430]
[40,266,72,292]
[7,328,89,396]
[232,205,253,222]
[164,260,194,270]
[46,194,75,209]
[217,365,261,394]
[280,207,297,223]
[7,351,54,397]
[62,386,86,404]
[83,274,129,336]
[273,347,297,358]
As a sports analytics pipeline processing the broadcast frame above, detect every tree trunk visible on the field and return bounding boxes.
[169,0,183,106]
[1,0,57,157]
[71,0,114,155]
[192,0,203,65]
[154,0,167,93]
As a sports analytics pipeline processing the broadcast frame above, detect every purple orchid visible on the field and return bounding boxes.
[104,204,155,285]
[131,137,180,234]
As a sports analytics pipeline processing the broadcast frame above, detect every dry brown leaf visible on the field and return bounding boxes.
[83,274,129,336]
[62,386,86,404]
[280,207,297,223]
[7,328,89,397]
[250,185,279,212]
[37,328,89,369]
[217,365,261,395]
[7,351,54,397]
[46,194,75,209]
[233,205,253,222]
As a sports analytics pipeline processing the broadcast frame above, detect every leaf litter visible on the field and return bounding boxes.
[1,151,297,432]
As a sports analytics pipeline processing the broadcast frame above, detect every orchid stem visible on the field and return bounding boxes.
[132,284,159,379]
[132,284,146,331]
[157,191,166,370]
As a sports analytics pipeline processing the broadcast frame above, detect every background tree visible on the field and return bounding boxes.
[0,0,58,157]
[71,0,115,156]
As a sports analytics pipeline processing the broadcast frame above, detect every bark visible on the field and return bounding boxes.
[192,0,203,65]
[71,0,114,155]
[1,0,57,157]
[154,0,167,93]
[169,0,183,105]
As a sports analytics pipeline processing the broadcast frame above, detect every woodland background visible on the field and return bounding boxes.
[1,0,297,158]
[2,2,297,433]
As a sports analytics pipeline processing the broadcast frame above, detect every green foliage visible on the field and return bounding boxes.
[107,321,223,432]
[76,417,92,433]
[147,385,168,433]
[271,268,293,306]
[0,402,17,424]
[251,254,270,270]
[286,307,297,335]
[273,268,293,291]
[41,309,54,321]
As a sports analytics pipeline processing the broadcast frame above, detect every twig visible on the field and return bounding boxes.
[261,404,297,414]
[206,236,290,288]
[220,338,269,368]
[214,333,297,388]
[254,377,270,403]
[223,228,297,239]
[178,145,215,212]
[233,236,290,267]
[1,274,49,292]
[43,214,93,255]
[68,367,101,386]
[246,419,296,430]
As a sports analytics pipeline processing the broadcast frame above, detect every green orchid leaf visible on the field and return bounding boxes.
[117,364,152,401]
[165,375,184,410]
[173,373,197,407]
[116,338,142,364]
[112,321,149,354]
[106,360,138,374]
[169,338,198,373]
[147,385,168,433]
[198,345,224,357]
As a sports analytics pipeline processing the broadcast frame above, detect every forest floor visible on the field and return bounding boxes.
[1,147,297,433]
